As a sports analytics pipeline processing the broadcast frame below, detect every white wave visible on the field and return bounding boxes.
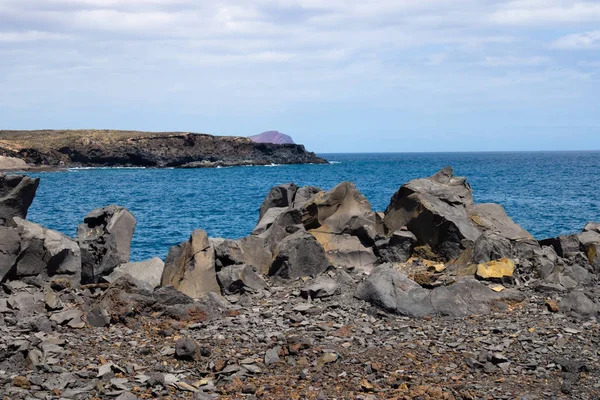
[328,161,342,164]
[68,166,148,171]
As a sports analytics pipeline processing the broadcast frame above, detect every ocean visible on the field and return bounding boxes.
[25,151,600,262]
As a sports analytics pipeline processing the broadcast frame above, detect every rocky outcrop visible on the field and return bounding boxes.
[0,130,327,168]
[0,174,39,225]
[77,205,136,284]
[161,230,221,298]
[249,131,295,145]
[384,167,480,260]
[383,167,539,268]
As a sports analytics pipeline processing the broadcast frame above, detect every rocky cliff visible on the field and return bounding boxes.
[0,130,327,168]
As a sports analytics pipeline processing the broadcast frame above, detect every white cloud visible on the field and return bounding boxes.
[553,31,600,49]
[0,30,72,42]
[482,55,550,67]
[489,1,600,25]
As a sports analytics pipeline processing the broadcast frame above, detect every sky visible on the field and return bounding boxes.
[1,0,599,152]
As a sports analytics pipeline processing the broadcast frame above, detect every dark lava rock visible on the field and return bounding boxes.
[77,205,136,284]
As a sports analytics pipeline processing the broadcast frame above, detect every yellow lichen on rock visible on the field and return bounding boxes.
[476,258,515,280]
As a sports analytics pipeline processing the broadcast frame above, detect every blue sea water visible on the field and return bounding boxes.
[25,152,600,262]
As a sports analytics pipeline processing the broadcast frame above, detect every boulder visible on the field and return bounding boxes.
[161,229,220,298]
[301,276,340,299]
[2,218,81,285]
[269,231,331,280]
[104,257,165,289]
[384,167,480,260]
[355,264,524,317]
[0,174,39,225]
[94,276,155,323]
[216,264,266,295]
[258,183,298,221]
[384,167,535,262]
[77,205,136,284]
[559,291,598,318]
[476,258,515,280]
[374,229,417,264]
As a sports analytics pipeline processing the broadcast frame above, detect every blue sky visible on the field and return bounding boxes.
[1,0,599,152]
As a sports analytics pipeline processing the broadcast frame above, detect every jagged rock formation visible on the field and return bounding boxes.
[249,131,295,145]
[0,130,327,168]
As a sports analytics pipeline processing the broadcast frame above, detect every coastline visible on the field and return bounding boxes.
[0,129,328,169]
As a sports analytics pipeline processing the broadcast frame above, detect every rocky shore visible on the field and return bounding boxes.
[1,167,599,399]
[0,130,327,168]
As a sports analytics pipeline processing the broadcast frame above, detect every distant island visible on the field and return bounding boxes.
[0,130,327,169]
[249,130,295,145]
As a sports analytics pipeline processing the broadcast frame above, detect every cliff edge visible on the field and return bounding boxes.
[0,130,328,168]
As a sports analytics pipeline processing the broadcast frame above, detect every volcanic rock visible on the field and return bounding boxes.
[301,276,340,299]
[476,258,515,280]
[214,236,272,275]
[356,264,524,317]
[104,257,165,289]
[269,231,331,280]
[161,229,220,298]
[384,167,480,260]
[217,264,266,295]
[258,183,298,221]
[77,205,136,284]
[1,218,81,284]
[374,229,416,264]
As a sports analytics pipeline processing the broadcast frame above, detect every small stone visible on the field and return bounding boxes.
[44,289,64,311]
[242,383,257,394]
[361,378,374,392]
[175,337,197,361]
[265,347,281,366]
[13,376,30,389]
[116,392,139,400]
[545,299,559,313]
[87,307,111,327]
